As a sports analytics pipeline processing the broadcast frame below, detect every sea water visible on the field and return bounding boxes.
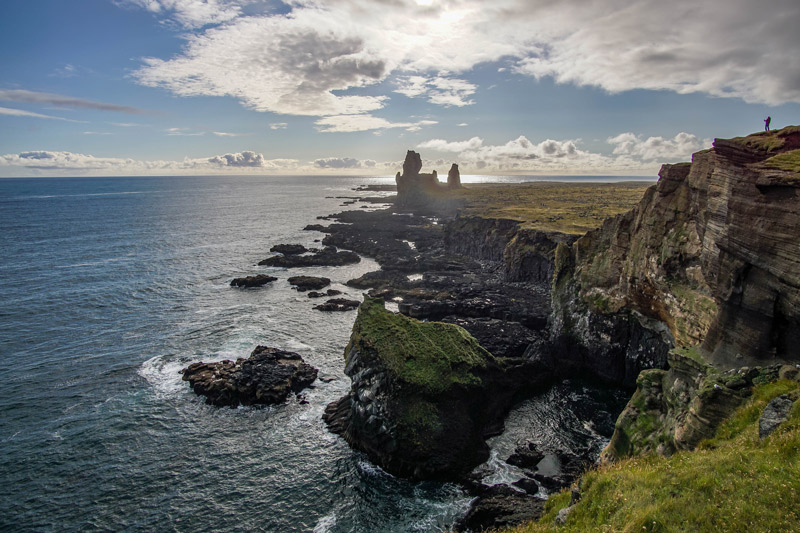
[0,175,638,532]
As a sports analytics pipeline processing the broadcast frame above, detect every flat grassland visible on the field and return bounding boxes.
[452,181,654,234]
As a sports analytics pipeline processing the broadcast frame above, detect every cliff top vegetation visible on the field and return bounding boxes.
[345,297,494,394]
[505,379,800,532]
[453,181,652,234]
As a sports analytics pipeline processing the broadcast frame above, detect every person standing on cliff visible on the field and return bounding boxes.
[765,116,771,131]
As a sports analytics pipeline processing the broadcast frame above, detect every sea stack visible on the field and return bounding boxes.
[395,150,460,208]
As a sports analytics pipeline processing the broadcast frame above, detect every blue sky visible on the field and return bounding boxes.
[1,0,798,177]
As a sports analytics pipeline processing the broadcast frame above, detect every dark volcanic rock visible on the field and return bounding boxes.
[455,484,546,532]
[230,274,278,288]
[313,298,360,312]
[324,297,548,480]
[181,346,318,407]
[506,441,545,469]
[308,289,342,298]
[288,276,331,291]
[270,243,308,255]
[259,246,360,268]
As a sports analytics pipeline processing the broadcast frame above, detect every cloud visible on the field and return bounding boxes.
[123,0,241,28]
[128,0,800,114]
[457,123,469,127]
[314,114,437,133]
[165,127,205,136]
[83,131,114,135]
[269,123,288,130]
[418,136,484,152]
[0,149,300,174]
[0,89,148,114]
[395,75,477,107]
[0,106,82,122]
[208,150,265,167]
[607,132,710,161]
[313,157,377,169]
[213,131,251,136]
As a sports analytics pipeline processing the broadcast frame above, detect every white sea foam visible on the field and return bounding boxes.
[312,512,337,532]
[138,355,188,396]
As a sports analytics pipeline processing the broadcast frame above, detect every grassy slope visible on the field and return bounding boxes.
[505,380,800,533]
[453,182,653,235]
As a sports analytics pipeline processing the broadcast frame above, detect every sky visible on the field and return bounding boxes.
[1,0,798,177]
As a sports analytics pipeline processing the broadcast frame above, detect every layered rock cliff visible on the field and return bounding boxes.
[548,126,800,458]
[552,126,800,386]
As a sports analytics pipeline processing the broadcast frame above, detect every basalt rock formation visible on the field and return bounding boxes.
[181,346,318,407]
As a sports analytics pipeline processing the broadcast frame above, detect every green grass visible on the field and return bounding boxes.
[504,380,800,532]
[452,182,652,235]
[764,149,800,175]
[346,297,493,394]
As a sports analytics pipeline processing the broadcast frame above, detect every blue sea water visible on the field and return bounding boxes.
[0,175,635,532]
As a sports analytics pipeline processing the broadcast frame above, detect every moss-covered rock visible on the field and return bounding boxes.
[324,297,543,480]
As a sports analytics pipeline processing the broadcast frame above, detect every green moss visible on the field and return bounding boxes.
[346,297,493,394]
[504,380,800,533]
[764,149,800,176]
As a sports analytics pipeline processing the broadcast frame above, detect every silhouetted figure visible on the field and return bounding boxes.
[765,116,771,131]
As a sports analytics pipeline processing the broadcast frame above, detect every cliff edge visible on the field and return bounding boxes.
[552,126,800,379]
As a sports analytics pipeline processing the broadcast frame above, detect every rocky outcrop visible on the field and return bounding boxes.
[259,246,360,268]
[287,276,330,291]
[759,393,797,439]
[551,126,800,387]
[323,297,549,480]
[602,349,798,459]
[230,274,277,288]
[181,346,318,407]
[313,297,360,312]
[447,163,462,189]
[270,244,307,255]
[444,216,578,284]
[395,150,461,208]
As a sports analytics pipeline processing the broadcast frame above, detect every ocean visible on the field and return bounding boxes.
[0,175,635,532]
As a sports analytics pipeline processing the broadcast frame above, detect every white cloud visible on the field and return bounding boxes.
[0,89,147,114]
[129,0,800,115]
[395,75,476,107]
[165,127,205,136]
[418,136,484,152]
[314,157,365,169]
[269,122,288,130]
[0,149,300,175]
[209,150,264,166]
[124,0,241,28]
[607,132,710,161]
[212,131,251,136]
[314,114,437,133]
[0,106,81,122]
[457,123,468,127]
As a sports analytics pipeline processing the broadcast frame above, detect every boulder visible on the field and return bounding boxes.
[230,274,278,288]
[288,276,331,292]
[259,246,360,267]
[455,484,546,532]
[313,298,360,312]
[181,346,318,407]
[759,394,796,439]
[270,244,308,255]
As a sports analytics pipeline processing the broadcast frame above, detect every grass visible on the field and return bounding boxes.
[452,182,653,235]
[503,380,800,533]
[764,149,800,175]
[346,297,493,394]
